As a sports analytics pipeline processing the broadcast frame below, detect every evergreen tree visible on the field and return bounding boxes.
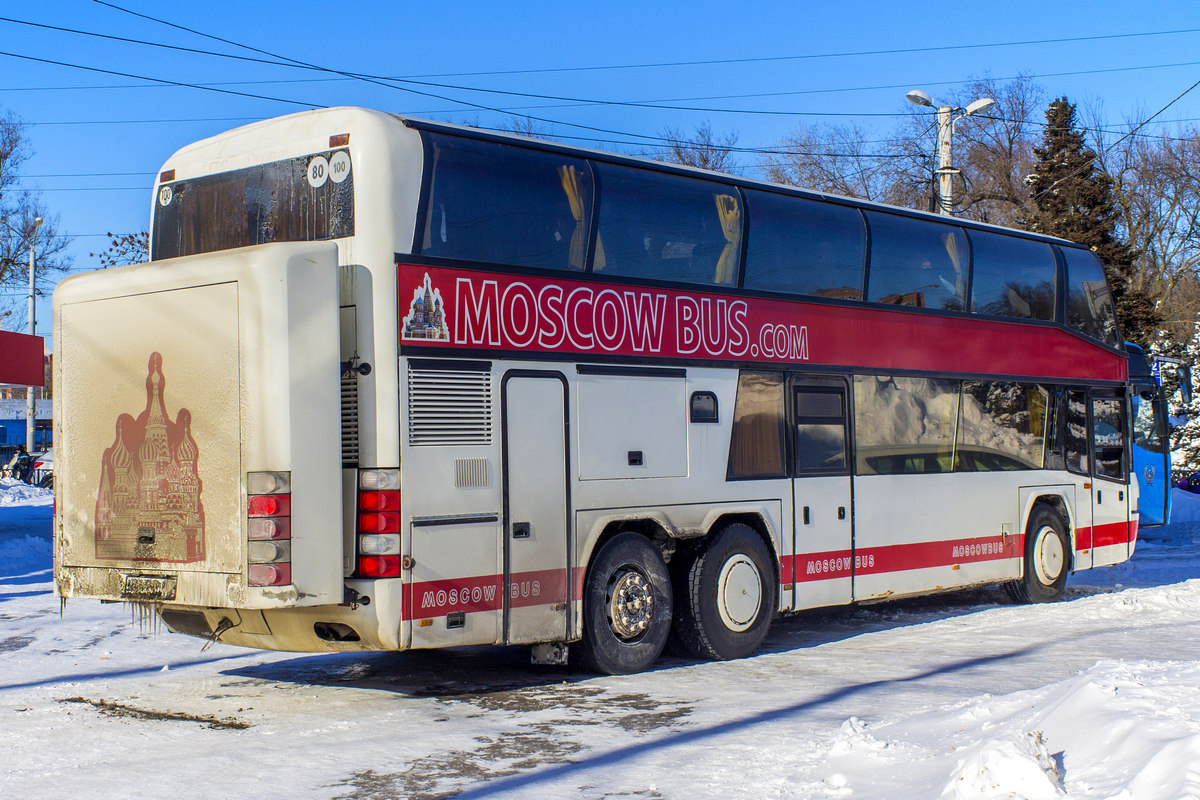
[1024,97,1161,346]
[1170,323,1200,482]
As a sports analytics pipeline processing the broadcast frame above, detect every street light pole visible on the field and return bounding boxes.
[905,91,996,216]
[26,216,42,452]
[935,105,954,216]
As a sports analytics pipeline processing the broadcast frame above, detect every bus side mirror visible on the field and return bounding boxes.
[1182,366,1194,406]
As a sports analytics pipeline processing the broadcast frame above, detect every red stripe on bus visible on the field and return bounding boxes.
[397,263,1127,382]
[405,568,579,620]
[793,533,1020,582]
[1091,520,1135,548]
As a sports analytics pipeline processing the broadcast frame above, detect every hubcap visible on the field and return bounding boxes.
[606,567,654,640]
[1033,525,1065,585]
[717,555,762,632]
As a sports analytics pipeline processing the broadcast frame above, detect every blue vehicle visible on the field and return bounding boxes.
[1127,343,1189,527]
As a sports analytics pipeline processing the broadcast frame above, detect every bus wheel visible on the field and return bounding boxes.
[673,523,776,661]
[577,532,672,675]
[1007,505,1070,603]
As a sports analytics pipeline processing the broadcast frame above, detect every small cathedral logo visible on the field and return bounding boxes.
[402,273,450,341]
[94,352,205,563]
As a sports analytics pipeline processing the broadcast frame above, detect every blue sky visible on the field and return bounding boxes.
[4,1,1200,346]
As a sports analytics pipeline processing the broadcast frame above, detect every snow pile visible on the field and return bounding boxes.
[0,476,52,506]
[820,660,1200,799]
[1169,488,1200,523]
[941,731,1063,799]
[0,533,51,576]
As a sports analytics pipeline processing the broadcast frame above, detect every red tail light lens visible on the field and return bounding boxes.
[358,511,401,534]
[248,563,292,586]
[358,490,400,512]
[358,555,400,578]
[248,495,291,517]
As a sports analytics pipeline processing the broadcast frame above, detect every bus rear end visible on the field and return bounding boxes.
[53,242,353,649]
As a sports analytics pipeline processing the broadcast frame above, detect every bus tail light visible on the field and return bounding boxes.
[248,471,291,587]
[357,468,401,578]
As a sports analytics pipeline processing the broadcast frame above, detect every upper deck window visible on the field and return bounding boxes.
[743,191,866,300]
[1061,247,1121,347]
[419,135,593,271]
[865,212,968,311]
[968,231,1057,321]
[152,149,354,261]
[594,163,741,286]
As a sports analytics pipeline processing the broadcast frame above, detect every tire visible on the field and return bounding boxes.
[38,473,52,490]
[576,532,673,675]
[672,523,777,661]
[1007,504,1071,603]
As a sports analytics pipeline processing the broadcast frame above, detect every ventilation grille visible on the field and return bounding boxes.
[408,366,492,446]
[341,373,359,467]
[454,457,490,488]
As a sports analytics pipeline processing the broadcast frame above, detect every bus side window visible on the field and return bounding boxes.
[727,372,787,480]
[1091,396,1127,482]
[1065,389,1089,474]
[1043,387,1066,471]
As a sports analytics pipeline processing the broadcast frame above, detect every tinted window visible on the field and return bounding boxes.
[595,164,741,286]
[744,192,865,299]
[728,372,787,479]
[1061,247,1120,347]
[854,375,961,474]
[865,213,968,310]
[1133,395,1166,454]
[152,149,354,260]
[1092,396,1126,481]
[420,134,592,271]
[956,382,1049,471]
[968,231,1057,321]
[794,381,848,474]
[1065,389,1089,474]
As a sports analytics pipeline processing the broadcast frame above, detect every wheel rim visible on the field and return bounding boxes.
[716,554,762,632]
[1033,525,1065,585]
[606,566,654,640]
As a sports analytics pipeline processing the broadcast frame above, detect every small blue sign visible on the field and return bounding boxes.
[1153,361,1163,385]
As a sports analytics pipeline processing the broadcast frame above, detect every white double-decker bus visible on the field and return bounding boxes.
[54,107,1137,674]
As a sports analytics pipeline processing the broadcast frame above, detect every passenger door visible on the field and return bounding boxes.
[790,376,854,609]
[1090,392,1133,566]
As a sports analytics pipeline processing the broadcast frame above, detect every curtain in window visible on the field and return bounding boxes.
[715,193,741,284]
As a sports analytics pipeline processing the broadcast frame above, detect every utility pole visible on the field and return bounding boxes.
[905,91,996,217]
[935,105,954,216]
[26,216,41,452]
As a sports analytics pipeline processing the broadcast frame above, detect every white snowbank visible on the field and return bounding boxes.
[1169,488,1200,523]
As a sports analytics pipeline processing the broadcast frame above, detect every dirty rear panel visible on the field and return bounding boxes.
[54,242,344,609]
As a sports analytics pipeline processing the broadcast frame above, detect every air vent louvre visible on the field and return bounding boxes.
[341,373,359,467]
[408,366,492,446]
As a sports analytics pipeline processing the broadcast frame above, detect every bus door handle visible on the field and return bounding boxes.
[1097,490,1102,504]
[802,506,810,525]
[512,522,531,539]
[838,507,846,520]
[1119,490,1125,502]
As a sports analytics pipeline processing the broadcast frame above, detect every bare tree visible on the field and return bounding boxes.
[0,111,70,327]
[90,231,149,268]
[650,123,740,174]
[759,122,907,203]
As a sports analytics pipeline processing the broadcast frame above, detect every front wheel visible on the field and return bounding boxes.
[576,532,673,675]
[672,523,777,661]
[1007,504,1070,603]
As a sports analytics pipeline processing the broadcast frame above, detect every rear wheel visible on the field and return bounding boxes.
[672,523,777,661]
[576,532,672,675]
[1007,504,1070,603]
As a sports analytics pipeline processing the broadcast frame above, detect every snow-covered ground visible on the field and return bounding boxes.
[4,481,1200,799]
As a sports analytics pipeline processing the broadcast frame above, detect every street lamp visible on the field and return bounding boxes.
[26,216,42,452]
[905,91,996,215]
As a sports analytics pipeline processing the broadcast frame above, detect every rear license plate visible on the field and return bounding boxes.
[121,574,178,601]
